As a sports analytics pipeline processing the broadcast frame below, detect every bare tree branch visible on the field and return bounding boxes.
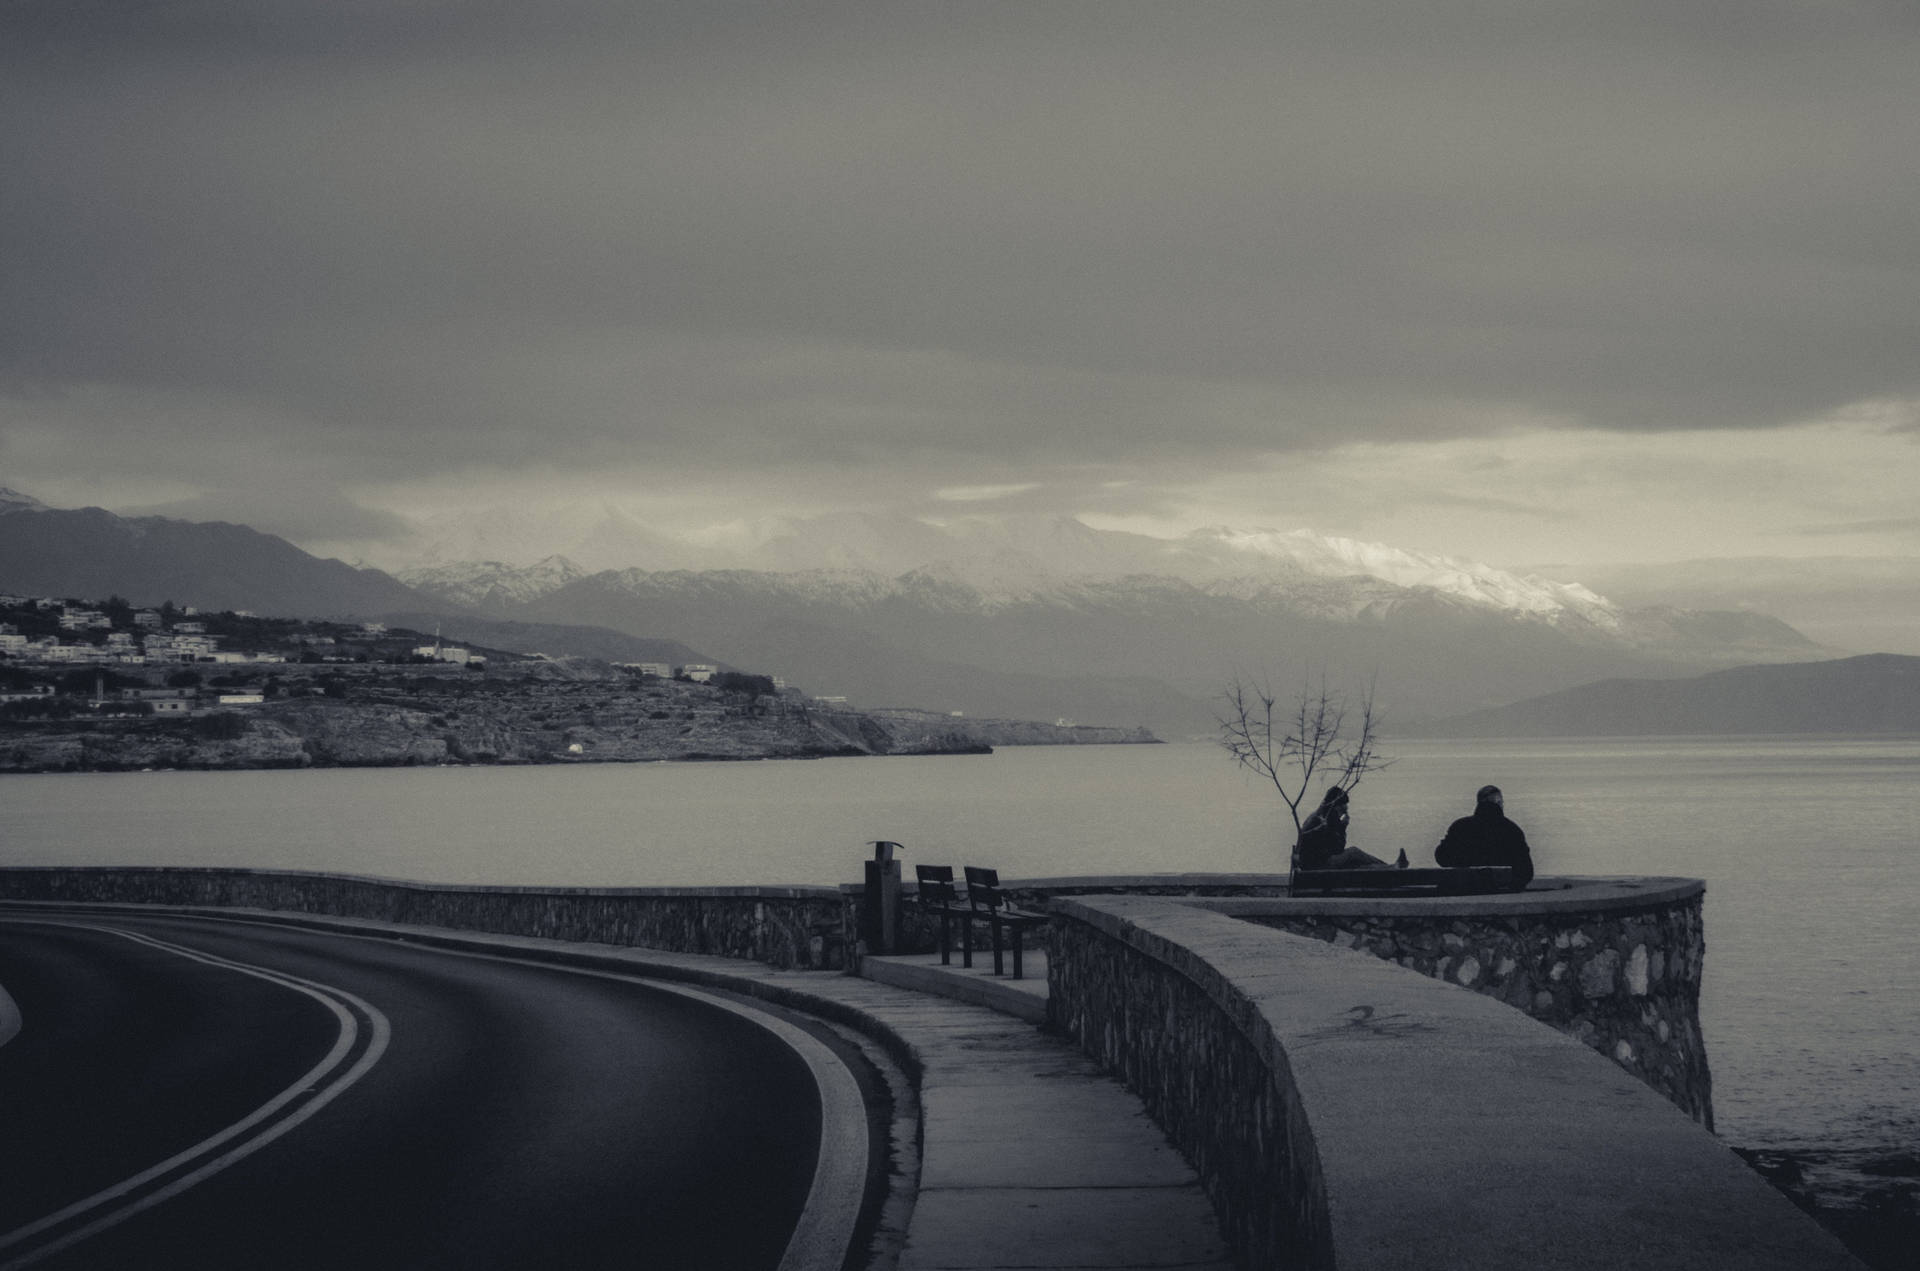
[1215,671,1394,846]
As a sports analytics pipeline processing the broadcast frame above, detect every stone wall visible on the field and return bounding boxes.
[1202,876,1712,1125]
[1046,890,1861,1271]
[0,867,849,969]
[1046,901,1331,1269]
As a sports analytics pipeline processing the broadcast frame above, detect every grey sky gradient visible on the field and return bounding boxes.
[3,1,1917,569]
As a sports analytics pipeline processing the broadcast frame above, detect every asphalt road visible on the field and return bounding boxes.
[0,910,870,1271]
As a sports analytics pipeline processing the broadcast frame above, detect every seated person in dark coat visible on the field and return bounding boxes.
[1295,786,1396,870]
[1434,784,1535,889]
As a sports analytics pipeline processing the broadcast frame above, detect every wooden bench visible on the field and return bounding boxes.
[914,864,977,967]
[963,866,1050,979]
[1287,865,1518,897]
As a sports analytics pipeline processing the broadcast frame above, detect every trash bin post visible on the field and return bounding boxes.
[863,840,904,955]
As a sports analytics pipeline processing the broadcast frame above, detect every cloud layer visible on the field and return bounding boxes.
[3,1,1917,553]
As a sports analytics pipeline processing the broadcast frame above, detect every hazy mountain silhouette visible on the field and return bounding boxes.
[0,493,1838,733]
[1413,654,1920,737]
[0,503,447,618]
[496,566,1826,732]
[0,500,723,667]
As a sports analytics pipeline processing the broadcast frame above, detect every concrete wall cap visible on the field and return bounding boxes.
[1193,874,1703,919]
[1048,890,1861,1271]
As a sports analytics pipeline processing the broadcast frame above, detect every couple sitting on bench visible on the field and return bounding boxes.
[1296,783,1534,891]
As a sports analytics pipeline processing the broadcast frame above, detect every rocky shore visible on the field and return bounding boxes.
[1737,1146,1918,1271]
[0,661,1168,773]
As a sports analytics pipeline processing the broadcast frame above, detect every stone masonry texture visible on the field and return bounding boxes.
[1048,914,1331,1270]
[1242,896,1713,1126]
[0,867,849,969]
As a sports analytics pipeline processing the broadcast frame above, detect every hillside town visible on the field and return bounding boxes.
[0,593,760,711]
[1,594,475,712]
[0,594,1149,771]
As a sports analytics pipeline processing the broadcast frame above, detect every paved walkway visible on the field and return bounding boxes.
[859,949,1050,1023]
[12,904,1229,1271]
[855,949,1230,1270]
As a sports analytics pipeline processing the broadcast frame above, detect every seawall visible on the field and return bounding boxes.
[1202,876,1713,1125]
[0,865,1862,1269]
[0,866,849,968]
[1046,890,1857,1270]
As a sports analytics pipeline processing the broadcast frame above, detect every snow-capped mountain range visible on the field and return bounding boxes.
[0,484,1827,732]
[385,513,1822,731]
[393,513,1623,630]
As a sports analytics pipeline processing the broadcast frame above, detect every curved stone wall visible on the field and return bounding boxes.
[1202,876,1712,1125]
[1046,892,1861,1271]
[0,867,848,968]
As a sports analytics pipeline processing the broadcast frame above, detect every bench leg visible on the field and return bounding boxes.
[1011,925,1023,980]
[990,916,1005,976]
[962,914,973,969]
[937,912,951,965]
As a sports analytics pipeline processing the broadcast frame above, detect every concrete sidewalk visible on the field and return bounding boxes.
[858,950,1050,1023]
[856,947,1230,1269]
[6,903,1230,1271]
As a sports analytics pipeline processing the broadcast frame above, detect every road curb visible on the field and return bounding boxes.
[0,980,20,1049]
[0,900,1234,1270]
[1,900,921,1270]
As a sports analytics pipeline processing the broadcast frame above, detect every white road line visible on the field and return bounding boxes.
[6,911,871,1271]
[331,938,872,1271]
[638,978,869,1271]
[0,922,392,1271]
[138,914,873,1271]
[0,981,20,1049]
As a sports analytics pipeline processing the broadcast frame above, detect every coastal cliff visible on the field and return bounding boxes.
[0,669,1007,772]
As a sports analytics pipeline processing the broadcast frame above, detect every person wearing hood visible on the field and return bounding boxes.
[1295,786,1401,871]
[1434,784,1535,889]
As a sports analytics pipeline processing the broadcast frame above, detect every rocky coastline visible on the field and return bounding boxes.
[0,664,1162,773]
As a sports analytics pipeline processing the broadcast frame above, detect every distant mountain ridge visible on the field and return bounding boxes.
[396,510,1631,625]
[0,490,1836,732]
[393,557,588,611]
[0,499,729,670]
[1413,654,1920,737]
[0,503,444,618]
[0,487,51,515]
[483,561,1823,730]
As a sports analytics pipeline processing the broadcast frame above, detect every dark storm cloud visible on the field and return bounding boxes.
[3,1,1917,496]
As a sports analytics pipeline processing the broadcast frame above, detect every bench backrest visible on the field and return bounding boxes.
[963,865,1009,914]
[915,863,959,908]
[1289,866,1517,896]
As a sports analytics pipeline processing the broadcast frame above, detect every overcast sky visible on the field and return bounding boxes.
[3,0,1917,572]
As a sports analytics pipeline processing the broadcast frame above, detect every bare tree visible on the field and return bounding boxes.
[1216,672,1392,842]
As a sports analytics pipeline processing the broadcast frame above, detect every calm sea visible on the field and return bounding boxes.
[4,738,1915,1209]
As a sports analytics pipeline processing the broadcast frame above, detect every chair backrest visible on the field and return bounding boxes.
[964,865,1004,913]
[915,863,957,907]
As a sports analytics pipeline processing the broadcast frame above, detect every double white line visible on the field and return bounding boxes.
[0,924,392,1270]
[317,936,870,1271]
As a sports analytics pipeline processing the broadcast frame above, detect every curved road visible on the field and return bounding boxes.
[0,910,872,1271]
